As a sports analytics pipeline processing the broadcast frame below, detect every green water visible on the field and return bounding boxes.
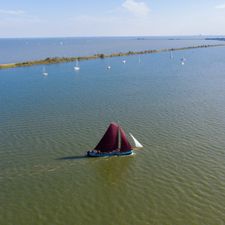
[1,47,225,225]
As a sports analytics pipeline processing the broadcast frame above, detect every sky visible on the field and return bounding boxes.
[0,0,225,37]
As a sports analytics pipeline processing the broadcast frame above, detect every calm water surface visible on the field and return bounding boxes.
[0,36,222,64]
[0,46,225,225]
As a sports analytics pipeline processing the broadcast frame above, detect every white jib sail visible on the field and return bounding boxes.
[129,133,143,148]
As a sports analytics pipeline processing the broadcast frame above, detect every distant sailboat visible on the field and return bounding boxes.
[74,60,80,71]
[87,122,143,157]
[122,59,126,64]
[181,57,186,65]
[42,67,48,76]
[170,51,173,59]
[106,58,111,70]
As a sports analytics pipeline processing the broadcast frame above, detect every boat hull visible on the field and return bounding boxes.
[87,150,133,157]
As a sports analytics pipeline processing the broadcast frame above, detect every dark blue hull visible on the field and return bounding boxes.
[87,150,133,157]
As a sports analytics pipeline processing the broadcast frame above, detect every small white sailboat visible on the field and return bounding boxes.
[180,57,186,65]
[181,57,186,65]
[74,60,80,71]
[129,133,143,149]
[122,60,126,64]
[42,67,48,76]
[106,58,111,70]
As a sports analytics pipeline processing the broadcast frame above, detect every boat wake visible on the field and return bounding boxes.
[57,155,87,160]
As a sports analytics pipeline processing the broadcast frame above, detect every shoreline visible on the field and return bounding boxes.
[1,44,225,69]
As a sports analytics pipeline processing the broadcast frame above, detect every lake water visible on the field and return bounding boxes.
[0,41,225,225]
[0,36,222,64]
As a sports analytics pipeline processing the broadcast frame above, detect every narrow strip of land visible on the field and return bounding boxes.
[1,44,225,69]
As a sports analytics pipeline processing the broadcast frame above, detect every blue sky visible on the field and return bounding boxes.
[0,0,225,37]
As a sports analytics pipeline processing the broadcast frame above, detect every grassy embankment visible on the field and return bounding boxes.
[1,44,225,69]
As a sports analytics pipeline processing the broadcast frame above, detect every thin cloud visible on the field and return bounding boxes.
[122,0,150,17]
[0,9,42,32]
[215,4,225,9]
[0,9,25,15]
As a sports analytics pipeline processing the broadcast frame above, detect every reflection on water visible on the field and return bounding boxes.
[95,156,135,185]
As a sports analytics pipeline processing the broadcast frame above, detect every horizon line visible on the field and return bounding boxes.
[0,34,225,39]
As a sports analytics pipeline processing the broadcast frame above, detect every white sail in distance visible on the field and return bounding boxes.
[74,60,80,71]
[129,133,143,149]
[42,67,48,76]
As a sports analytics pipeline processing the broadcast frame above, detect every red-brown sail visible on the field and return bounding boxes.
[94,122,119,152]
[119,126,132,152]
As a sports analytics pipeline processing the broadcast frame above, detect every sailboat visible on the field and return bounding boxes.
[42,67,48,76]
[74,60,80,71]
[122,59,126,64]
[181,57,186,65]
[87,122,143,157]
[170,51,173,59]
[106,58,111,70]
